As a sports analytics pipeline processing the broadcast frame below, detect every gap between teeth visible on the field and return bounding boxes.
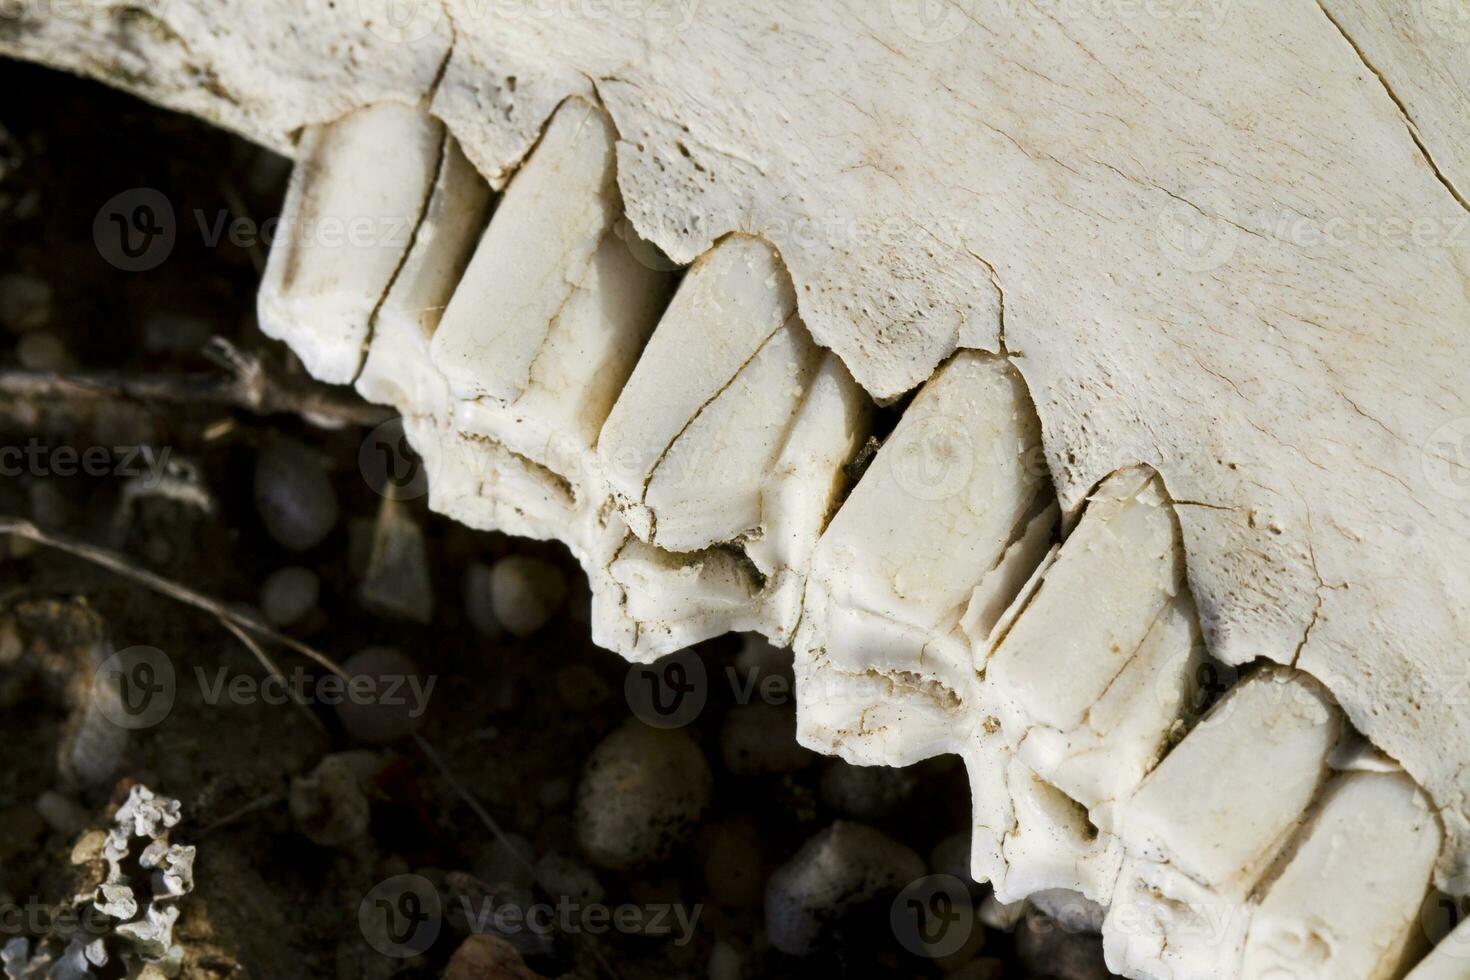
[257,98,1452,980]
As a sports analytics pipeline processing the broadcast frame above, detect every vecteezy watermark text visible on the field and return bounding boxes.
[0,441,171,484]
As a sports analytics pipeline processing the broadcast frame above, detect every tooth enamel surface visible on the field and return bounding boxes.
[798,351,1053,701]
[355,134,492,419]
[16,6,1470,976]
[258,102,443,384]
[1106,668,1342,978]
[985,469,1204,825]
[1242,771,1440,980]
[598,236,805,546]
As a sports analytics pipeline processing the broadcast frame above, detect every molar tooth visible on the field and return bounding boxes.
[1105,667,1342,978]
[597,235,804,545]
[355,133,493,419]
[1242,771,1440,980]
[798,350,1054,709]
[984,468,1204,824]
[258,102,443,384]
[431,97,627,405]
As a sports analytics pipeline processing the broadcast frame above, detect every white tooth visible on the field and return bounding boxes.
[798,350,1054,706]
[593,235,866,654]
[598,235,801,544]
[356,134,493,418]
[1105,667,1342,979]
[984,468,1203,827]
[1243,772,1440,980]
[431,97,625,404]
[259,102,442,384]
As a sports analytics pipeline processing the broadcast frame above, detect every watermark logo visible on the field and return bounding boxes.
[360,417,430,500]
[890,413,975,501]
[1421,876,1470,958]
[625,650,708,729]
[94,188,175,272]
[1422,417,1470,502]
[891,875,975,958]
[1156,185,1238,273]
[890,0,974,43]
[359,0,445,42]
[360,874,442,957]
[92,645,176,730]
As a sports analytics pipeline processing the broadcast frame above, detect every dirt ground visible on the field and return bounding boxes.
[0,57,1071,980]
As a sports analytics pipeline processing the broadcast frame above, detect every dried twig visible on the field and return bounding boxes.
[412,733,625,980]
[0,337,390,428]
[219,616,329,735]
[0,516,348,680]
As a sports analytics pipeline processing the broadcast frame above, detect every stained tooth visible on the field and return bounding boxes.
[984,468,1204,828]
[1242,771,1440,980]
[258,102,443,384]
[1105,667,1342,978]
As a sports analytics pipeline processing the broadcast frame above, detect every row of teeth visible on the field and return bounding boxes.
[258,97,1460,980]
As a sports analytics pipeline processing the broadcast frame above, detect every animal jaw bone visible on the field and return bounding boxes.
[5,4,1468,978]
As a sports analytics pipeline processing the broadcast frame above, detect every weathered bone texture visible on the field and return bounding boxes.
[6,3,1469,976]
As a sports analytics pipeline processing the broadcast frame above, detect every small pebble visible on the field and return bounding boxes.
[764,821,925,956]
[720,701,812,775]
[819,758,918,819]
[464,561,504,638]
[444,873,551,956]
[253,439,339,551]
[358,496,433,623]
[575,720,712,870]
[707,940,741,980]
[702,817,766,908]
[1030,889,1106,935]
[0,272,51,333]
[534,852,603,905]
[1016,910,1112,980]
[289,751,377,847]
[34,791,87,836]
[259,566,320,627]
[490,555,567,637]
[443,933,544,980]
[334,647,430,745]
[16,332,69,371]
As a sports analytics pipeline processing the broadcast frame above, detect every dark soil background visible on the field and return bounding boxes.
[0,57,1108,980]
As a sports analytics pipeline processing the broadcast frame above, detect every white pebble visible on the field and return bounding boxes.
[490,555,567,637]
[575,721,711,870]
[260,566,319,626]
[764,821,925,955]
